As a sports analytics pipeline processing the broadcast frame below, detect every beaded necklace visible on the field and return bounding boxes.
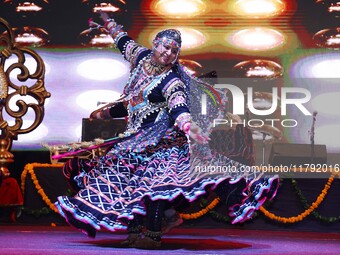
[125,55,170,97]
[143,56,169,76]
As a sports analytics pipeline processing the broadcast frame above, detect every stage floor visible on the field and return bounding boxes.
[0,225,340,255]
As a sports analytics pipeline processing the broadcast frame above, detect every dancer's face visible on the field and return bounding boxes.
[152,41,179,66]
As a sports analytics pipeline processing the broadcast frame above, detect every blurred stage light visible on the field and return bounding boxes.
[89,34,114,46]
[228,27,285,51]
[328,2,340,12]
[233,0,285,18]
[311,92,340,116]
[76,90,121,111]
[311,59,340,78]
[9,26,49,47]
[232,59,283,78]
[93,3,119,12]
[79,28,115,48]
[175,27,207,50]
[313,28,340,49]
[289,52,340,78]
[79,28,114,48]
[82,0,126,13]
[77,58,128,81]
[16,2,43,12]
[151,0,206,18]
[178,59,203,75]
[315,0,340,16]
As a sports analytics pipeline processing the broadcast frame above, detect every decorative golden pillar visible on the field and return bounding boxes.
[0,18,51,177]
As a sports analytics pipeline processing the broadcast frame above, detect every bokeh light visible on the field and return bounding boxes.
[151,0,206,18]
[289,52,340,78]
[76,90,121,111]
[233,59,283,78]
[16,2,43,12]
[233,0,285,18]
[313,28,340,49]
[93,3,120,13]
[311,59,340,78]
[79,28,115,48]
[228,27,285,51]
[12,26,49,47]
[77,58,128,81]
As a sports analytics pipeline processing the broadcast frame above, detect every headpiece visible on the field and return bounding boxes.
[153,29,182,48]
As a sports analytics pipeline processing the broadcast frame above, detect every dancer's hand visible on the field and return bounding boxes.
[185,122,210,144]
[183,122,190,135]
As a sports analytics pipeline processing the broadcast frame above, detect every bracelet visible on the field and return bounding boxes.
[104,21,116,30]
[113,31,128,45]
[175,112,191,131]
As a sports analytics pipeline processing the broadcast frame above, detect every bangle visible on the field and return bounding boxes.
[113,31,128,45]
[175,112,191,131]
[105,21,116,31]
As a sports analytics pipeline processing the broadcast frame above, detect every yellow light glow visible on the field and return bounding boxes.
[149,27,207,51]
[179,27,206,50]
[228,27,285,51]
[233,0,285,18]
[153,0,206,18]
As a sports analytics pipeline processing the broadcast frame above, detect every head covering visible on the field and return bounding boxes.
[153,29,182,48]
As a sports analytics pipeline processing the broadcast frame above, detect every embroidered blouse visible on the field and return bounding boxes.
[108,34,191,133]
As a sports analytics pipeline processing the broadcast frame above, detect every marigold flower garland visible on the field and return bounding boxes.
[21,163,64,213]
[259,174,335,223]
[291,177,340,223]
[20,163,339,224]
[179,197,220,220]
